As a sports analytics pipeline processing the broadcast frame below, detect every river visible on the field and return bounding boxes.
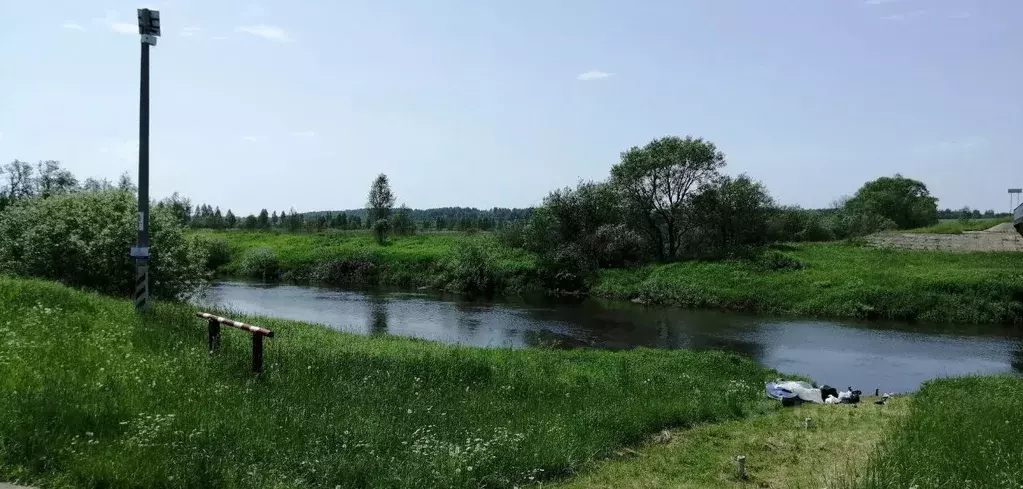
[199,281,1023,393]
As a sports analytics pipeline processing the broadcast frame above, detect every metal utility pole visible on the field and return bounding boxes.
[132,8,161,311]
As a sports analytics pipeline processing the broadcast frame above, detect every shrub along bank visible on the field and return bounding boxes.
[192,230,542,294]
[0,189,208,299]
[0,276,775,489]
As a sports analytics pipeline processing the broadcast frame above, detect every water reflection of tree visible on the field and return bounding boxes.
[454,301,485,340]
[368,296,388,335]
[513,299,768,361]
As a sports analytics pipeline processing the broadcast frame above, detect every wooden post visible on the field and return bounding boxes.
[207,319,221,352]
[252,334,264,374]
[735,455,747,480]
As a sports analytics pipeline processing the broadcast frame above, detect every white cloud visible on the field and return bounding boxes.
[244,5,267,17]
[234,25,292,42]
[211,35,229,40]
[181,26,201,37]
[292,130,316,137]
[98,139,139,165]
[110,22,137,34]
[93,10,141,34]
[577,70,613,81]
[880,10,928,21]
[61,22,85,31]
[914,137,989,155]
[241,136,260,142]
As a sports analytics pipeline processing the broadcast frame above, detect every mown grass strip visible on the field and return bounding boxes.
[556,397,909,489]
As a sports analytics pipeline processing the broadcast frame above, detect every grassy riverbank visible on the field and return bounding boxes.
[595,243,1023,324]
[194,230,537,290]
[195,230,1023,324]
[0,276,774,489]
[858,375,1023,488]
[557,375,1023,488]
[557,396,911,488]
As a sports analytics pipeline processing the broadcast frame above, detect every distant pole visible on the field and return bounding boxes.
[133,9,161,311]
[1008,189,1022,217]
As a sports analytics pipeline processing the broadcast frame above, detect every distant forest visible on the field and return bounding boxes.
[300,207,534,232]
[175,203,535,232]
[303,207,533,224]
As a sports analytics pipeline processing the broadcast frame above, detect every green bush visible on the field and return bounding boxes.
[592,223,643,267]
[192,235,232,271]
[237,247,280,280]
[536,244,596,294]
[440,241,498,295]
[0,189,208,299]
[825,211,895,239]
[311,252,380,285]
[496,219,526,248]
[373,218,390,245]
[755,249,806,271]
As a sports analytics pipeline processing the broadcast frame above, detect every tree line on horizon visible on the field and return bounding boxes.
[0,137,983,296]
[0,150,996,266]
[1,159,1005,234]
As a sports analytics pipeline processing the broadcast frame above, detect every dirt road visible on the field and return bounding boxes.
[867,225,1023,252]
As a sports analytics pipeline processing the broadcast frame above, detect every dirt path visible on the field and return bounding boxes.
[867,230,1023,252]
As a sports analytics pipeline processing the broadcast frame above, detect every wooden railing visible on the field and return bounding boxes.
[196,312,275,374]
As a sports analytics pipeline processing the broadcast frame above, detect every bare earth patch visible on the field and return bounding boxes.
[867,230,1023,252]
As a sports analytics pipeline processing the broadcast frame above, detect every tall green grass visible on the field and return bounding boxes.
[858,376,1023,488]
[0,276,775,488]
[594,243,1023,323]
[904,218,1011,234]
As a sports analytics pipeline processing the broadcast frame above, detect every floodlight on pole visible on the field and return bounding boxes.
[1009,189,1022,215]
[132,8,160,312]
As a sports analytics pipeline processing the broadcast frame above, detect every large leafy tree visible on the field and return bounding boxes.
[845,174,938,229]
[35,160,78,197]
[367,174,396,223]
[686,174,775,256]
[257,209,270,229]
[367,174,395,243]
[610,136,725,260]
[391,204,416,236]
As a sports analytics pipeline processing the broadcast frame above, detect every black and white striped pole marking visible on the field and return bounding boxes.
[133,8,160,312]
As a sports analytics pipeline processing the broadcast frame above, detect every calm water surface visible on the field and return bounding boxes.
[200,281,1023,393]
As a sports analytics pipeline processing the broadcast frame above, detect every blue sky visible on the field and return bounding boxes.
[1,0,1020,215]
